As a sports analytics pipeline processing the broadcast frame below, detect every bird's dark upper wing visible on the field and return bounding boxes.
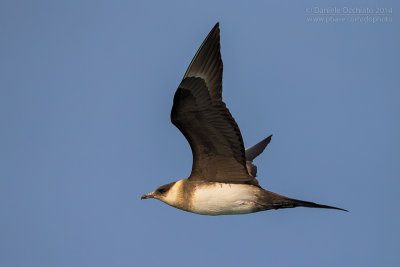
[171,23,259,186]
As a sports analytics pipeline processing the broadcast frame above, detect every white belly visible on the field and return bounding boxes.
[192,183,258,215]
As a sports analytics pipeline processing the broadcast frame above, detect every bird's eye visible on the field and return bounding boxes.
[158,188,166,194]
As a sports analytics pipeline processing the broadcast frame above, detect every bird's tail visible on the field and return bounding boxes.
[284,197,348,212]
[260,190,348,212]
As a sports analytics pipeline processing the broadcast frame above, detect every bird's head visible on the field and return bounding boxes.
[141,182,175,201]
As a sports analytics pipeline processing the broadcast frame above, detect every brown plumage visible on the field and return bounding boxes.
[141,23,347,215]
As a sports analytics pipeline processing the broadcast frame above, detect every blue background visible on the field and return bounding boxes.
[1,0,399,266]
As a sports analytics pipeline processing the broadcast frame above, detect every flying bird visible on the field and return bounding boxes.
[141,23,347,215]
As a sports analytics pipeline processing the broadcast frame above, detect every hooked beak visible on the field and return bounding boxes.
[141,192,154,200]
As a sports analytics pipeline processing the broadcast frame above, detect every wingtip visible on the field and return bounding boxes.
[183,22,222,80]
[211,22,220,33]
[261,135,272,145]
[212,22,220,34]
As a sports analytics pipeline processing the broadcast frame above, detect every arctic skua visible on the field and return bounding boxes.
[141,23,347,215]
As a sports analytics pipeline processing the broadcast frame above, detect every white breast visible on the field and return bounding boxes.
[192,183,258,215]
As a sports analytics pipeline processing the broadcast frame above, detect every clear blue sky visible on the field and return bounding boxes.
[1,0,399,266]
